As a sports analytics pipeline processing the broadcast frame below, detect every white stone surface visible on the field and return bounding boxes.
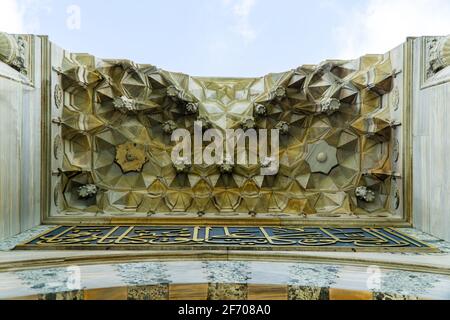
[0,36,42,240]
[412,37,450,241]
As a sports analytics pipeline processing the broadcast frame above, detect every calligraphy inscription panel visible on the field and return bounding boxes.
[16,226,434,252]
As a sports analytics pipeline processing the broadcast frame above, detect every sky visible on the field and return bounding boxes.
[1,0,450,77]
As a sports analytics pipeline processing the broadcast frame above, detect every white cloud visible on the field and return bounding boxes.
[224,0,257,42]
[0,0,24,33]
[333,0,450,59]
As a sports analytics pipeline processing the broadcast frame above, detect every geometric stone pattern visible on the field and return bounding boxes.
[53,51,400,218]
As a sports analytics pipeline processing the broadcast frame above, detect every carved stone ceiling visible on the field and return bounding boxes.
[52,51,402,220]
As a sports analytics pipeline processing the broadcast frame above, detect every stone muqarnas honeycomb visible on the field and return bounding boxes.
[50,50,403,222]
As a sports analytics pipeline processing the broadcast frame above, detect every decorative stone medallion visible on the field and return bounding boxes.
[115,142,148,173]
[391,86,400,111]
[53,134,63,159]
[305,140,338,174]
[54,84,63,109]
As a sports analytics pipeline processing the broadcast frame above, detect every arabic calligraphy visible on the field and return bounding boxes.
[16,226,434,252]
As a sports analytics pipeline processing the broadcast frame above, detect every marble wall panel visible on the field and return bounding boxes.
[0,36,42,240]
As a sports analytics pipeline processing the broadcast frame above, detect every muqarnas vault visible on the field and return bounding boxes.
[0,32,410,225]
[52,55,405,222]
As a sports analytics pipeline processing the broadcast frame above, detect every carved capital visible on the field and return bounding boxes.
[0,32,28,74]
[0,32,18,65]
[427,36,450,75]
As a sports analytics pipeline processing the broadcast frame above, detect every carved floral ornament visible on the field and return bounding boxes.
[162,120,178,134]
[274,121,290,135]
[254,104,267,117]
[173,157,191,174]
[185,102,199,114]
[355,186,376,203]
[78,184,98,199]
[113,96,137,114]
[271,86,287,100]
[319,97,341,115]
[219,156,235,174]
[240,117,256,130]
